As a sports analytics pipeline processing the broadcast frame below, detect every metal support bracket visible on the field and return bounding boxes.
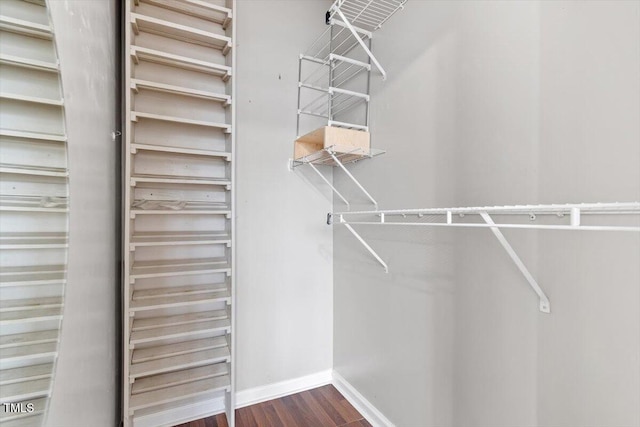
[330,6,387,80]
[309,162,350,208]
[480,212,551,313]
[341,215,388,273]
[328,151,378,207]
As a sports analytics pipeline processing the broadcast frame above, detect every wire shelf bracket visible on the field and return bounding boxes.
[328,0,407,80]
[330,202,640,313]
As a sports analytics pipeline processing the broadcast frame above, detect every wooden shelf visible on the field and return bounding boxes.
[131,200,231,219]
[130,257,230,280]
[0,53,58,72]
[129,372,229,413]
[0,129,66,143]
[0,367,53,386]
[0,266,65,288]
[131,46,231,80]
[130,174,231,188]
[0,164,68,178]
[131,13,231,53]
[130,283,230,313]
[0,15,52,40]
[0,196,68,213]
[131,143,231,160]
[132,362,228,395]
[131,79,231,105]
[130,318,230,348]
[0,92,63,107]
[0,330,58,349]
[0,377,50,402]
[0,414,44,427]
[134,0,232,28]
[0,297,63,312]
[0,298,63,325]
[130,231,230,249]
[0,342,57,365]
[132,336,227,365]
[130,347,229,381]
[0,397,46,423]
[133,309,227,331]
[0,232,68,249]
[131,111,231,133]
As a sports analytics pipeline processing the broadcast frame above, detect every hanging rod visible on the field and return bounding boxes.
[330,201,640,313]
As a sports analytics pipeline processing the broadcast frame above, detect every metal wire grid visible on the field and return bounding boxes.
[291,145,386,167]
[329,0,407,32]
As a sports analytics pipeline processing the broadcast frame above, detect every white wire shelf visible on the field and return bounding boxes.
[0,376,51,403]
[329,0,407,32]
[131,143,231,160]
[331,201,640,313]
[134,0,232,29]
[0,15,52,40]
[131,79,231,105]
[131,46,231,80]
[292,145,384,168]
[0,233,68,250]
[131,13,231,54]
[0,330,58,350]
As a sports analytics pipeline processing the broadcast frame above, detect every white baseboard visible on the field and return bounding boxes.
[133,396,225,427]
[332,371,396,427]
[235,369,333,408]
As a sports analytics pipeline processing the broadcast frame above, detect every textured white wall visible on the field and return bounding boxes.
[46,1,119,426]
[235,1,334,392]
[333,1,640,426]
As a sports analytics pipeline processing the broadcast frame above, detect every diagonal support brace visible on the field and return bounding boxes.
[308,162,350,208]
[341,216,388,273]
[480,212,550,313]
[331,7,387,80]
[329,151,378,208]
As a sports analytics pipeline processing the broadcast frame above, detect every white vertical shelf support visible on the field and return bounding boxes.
[480,212,550,313]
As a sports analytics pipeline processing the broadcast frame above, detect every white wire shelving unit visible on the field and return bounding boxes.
[329,202,640,313]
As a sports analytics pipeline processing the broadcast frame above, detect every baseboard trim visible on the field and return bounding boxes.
[133,396,225,427]
[332,371,396,427]
[235,369,333,409]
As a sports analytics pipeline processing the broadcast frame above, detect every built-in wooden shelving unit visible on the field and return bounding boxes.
[0,1,68,426]
[124,0,235,425]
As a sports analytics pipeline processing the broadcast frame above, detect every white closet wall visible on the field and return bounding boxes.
[123,1,235,426]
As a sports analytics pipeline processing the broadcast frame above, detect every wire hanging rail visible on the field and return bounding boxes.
[329,202,640,313]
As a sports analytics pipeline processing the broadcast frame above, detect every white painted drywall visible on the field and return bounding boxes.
[333,1,639,426]
[45,1,119,426]
[235,1,334,392]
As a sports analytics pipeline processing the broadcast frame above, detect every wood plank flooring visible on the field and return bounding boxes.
[174,385,371,427]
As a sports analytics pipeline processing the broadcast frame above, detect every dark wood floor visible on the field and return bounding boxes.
[175,385,371,427]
